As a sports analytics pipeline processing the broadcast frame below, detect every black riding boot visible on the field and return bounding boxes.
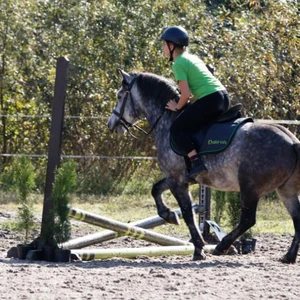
[188,157,208,178]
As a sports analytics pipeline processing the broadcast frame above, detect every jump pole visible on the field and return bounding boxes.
[71,244,216,261]
[62,204,200,249]
[67,207,191,246]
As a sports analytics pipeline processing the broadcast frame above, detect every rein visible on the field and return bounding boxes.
[113,77,165,137]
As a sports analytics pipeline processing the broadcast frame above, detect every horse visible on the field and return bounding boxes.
[108,69,300,263]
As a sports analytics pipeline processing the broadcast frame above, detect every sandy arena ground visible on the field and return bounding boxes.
[0,210,299,300]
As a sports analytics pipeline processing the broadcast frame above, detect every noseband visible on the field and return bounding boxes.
[113,76,165,137]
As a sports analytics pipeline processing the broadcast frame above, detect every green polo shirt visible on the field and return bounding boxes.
[172,52,225,99]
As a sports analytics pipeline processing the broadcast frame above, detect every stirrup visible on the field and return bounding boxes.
[188,159,208,178]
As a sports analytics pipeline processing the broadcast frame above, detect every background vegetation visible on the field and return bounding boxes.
[0,0,299,199]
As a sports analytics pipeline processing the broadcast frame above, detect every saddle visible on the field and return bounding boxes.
[170,103,253,156]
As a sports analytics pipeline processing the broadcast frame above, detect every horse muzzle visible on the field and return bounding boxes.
[107,115,127,135]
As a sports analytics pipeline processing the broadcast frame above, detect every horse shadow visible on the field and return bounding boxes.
[0,256,245,270]
[71,259,245,270]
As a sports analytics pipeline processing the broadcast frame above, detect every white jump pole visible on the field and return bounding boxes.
[62,204,199,249]
[67,207,191,246]
[72,245,216,261]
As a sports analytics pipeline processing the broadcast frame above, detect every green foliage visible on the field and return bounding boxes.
[7,156,37,245]
[214,1,300,119]
[52,160,77,245]
[0,156,36,195]
[226,191,241,229]
[17,202,34,245]
[13,156,36,202]
[1,156,38,200]
[212,190,240,228]
[0,165,15,192]
[120,161,161,196]
[213,190,256,238]
[213,190,227,224]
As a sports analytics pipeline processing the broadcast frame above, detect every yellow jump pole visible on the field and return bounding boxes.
[72,245,216,261]
[62,204,199,250]
[67,207,191,246]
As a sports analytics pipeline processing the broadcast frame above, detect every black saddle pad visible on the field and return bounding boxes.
[196,117,253,155]
[170,117,253,156]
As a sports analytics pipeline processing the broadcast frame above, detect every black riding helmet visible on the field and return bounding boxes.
[160,26,189,61]
[160,26,189,47]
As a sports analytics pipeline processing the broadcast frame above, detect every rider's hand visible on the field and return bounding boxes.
[165,99,178,111]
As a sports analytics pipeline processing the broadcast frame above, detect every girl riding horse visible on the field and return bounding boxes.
[161,26,230,178]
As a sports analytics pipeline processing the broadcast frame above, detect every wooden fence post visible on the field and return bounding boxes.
[40,57,69,245]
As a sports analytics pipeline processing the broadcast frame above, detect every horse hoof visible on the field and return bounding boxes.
[280,255,296,264]
[167,212,181,225]
[213,243,238,256]
[212,248,224,256]
[193,251,206,261]
[212,246,229,256]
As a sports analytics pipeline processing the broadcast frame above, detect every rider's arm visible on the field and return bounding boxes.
[176,80,190,110]
[165,80,191,111]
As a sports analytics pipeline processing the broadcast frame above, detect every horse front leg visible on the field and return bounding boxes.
[169,181,206,260]
[151,178,180,225]
[213,191,259,256]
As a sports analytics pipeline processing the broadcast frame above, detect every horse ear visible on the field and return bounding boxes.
[118,69,132,85]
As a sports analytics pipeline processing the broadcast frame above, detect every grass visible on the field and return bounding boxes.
[212,198,294,236]
[254,200,293,235]
[0,191,295,238]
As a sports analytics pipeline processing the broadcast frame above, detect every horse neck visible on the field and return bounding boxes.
[142,101,174,142]
[135,72,178,141]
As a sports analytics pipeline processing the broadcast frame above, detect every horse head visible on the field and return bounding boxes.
[108,69,179,137]
[107,69,141,135]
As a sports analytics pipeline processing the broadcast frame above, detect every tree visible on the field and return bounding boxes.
[0,0,298,194]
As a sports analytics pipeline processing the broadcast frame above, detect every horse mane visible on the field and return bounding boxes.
[132,72,180,110]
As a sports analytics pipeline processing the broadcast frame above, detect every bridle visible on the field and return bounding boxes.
[112,76,165,137]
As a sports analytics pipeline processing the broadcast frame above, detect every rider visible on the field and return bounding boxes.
[161,25,231,178]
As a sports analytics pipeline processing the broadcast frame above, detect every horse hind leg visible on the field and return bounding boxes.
[214,190,259,255]
[277,187,300,264]
[151,178,180,225]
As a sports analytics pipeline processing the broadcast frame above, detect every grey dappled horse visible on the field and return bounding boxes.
[108,70,300,263]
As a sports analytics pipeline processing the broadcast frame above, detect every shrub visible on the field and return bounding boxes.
[13,156,36,245]
[52,160,77,245]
